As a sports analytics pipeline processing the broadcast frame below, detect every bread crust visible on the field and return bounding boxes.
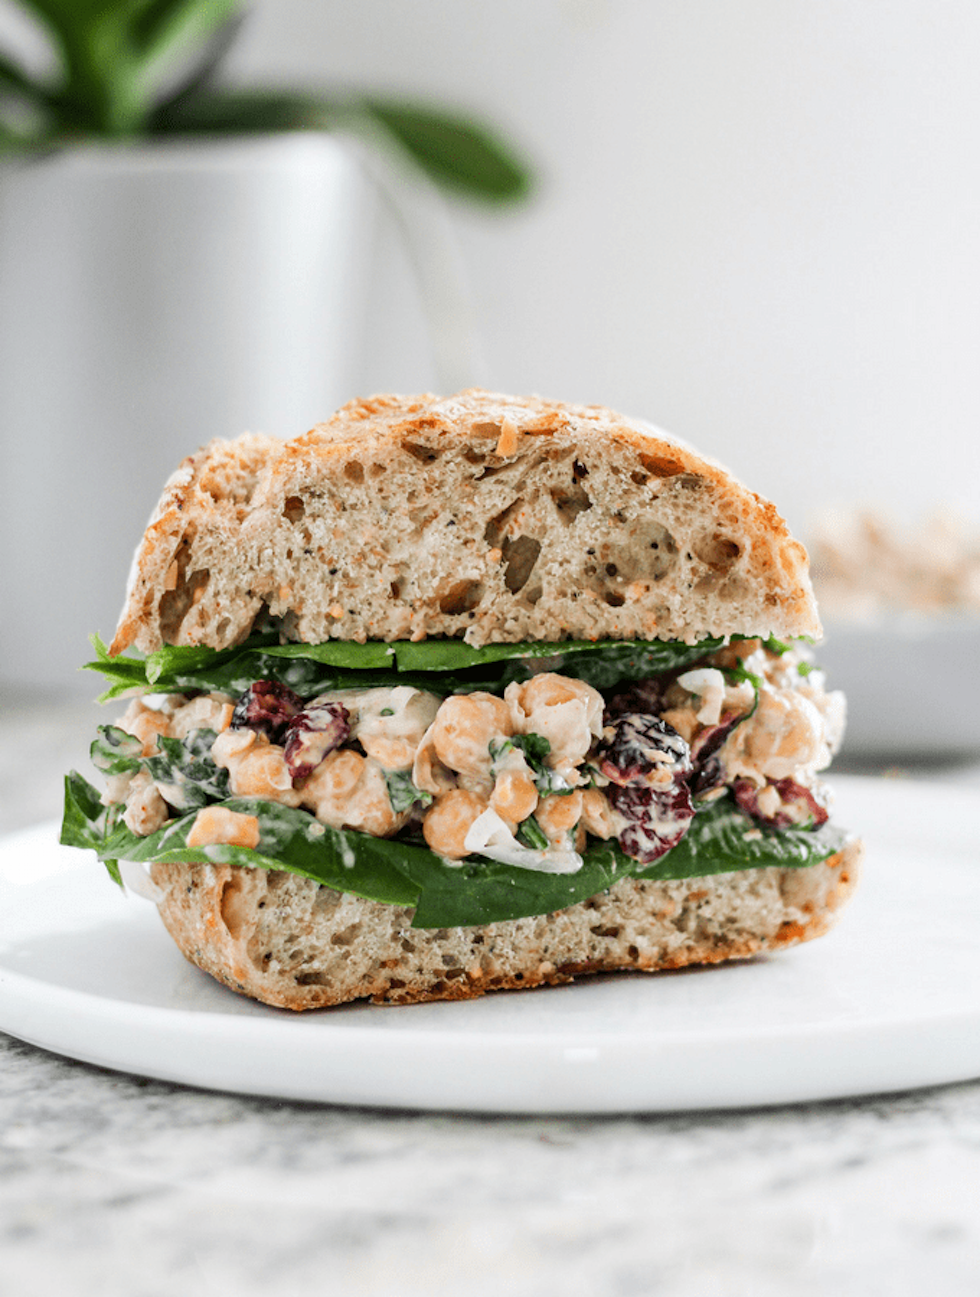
[111,390,820,655]
[149,839,861,1010]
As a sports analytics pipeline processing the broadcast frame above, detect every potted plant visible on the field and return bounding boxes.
[0,0,531,199]
[0,0,532,693]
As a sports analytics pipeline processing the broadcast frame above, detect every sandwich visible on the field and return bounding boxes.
[61,390,861,1009]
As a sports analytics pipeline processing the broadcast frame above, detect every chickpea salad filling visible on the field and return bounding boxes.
[62,632,851,928]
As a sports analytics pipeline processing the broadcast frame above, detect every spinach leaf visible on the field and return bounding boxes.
[142,730,230,811]
[101,797,422,908]
[384,770,432,816]
[84,630,727,702]
[490,733,573,796]
[90,725,143,776]
[632,793,848,879]
[60,772,123,885]
[393,836,632,928]
[61,770,848,930]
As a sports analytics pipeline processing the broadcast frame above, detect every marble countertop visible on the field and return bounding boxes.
[2,688,979,1297]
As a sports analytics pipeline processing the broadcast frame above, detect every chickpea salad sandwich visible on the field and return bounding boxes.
[61,390,861,1009]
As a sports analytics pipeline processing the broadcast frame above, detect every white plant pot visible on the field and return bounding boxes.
[0,133,374,694]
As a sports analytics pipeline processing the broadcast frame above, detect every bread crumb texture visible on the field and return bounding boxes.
[111,390,820,654]
[150,839,860,1010]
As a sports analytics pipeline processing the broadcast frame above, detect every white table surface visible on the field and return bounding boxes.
[2,686,979,1297]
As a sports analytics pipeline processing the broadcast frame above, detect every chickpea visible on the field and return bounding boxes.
[505,673,604,778]
[299,750,406,837]
[229,744,301,806]
[428,692,513,781]
[490,768,538,826]
[170,693,235,740]
[536,790,584,846]
[725,687,827,781]
[659,707,699,745]
[358,688,441,771]
[211,727,258,767]
[412,732,458,796]
[422,789,489,859]
[123,771,168,836]
[124,706,171,756]
[580,787,620,840]
[186,806,260,850]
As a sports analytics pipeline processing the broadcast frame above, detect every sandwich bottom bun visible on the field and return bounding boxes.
[150,841,861,1011]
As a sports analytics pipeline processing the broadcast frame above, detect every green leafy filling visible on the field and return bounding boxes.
[61,773,848,929]
[83,630,733,702]
[63,631,846,929]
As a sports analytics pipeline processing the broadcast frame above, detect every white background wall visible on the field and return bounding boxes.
[224,0,980,539]
[2,0,978,545]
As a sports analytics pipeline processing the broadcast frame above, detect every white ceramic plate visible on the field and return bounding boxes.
[1,776,978,1113]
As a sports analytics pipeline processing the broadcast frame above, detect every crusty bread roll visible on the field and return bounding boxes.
[94,390,859,1012]
[111,389,820,656]
[150,843,860,1009]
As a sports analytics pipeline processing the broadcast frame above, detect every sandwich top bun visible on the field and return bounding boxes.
[111,389,819,656]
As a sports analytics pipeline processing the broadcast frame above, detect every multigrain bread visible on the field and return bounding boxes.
[83,390,862,1012]
[111,389,820,655]
[150,843,860,1009]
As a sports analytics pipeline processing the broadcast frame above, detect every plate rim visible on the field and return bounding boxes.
[1,774,979,1112]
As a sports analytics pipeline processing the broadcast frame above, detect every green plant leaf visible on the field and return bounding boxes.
[365,98,532,202]
[0,49,48,103]
[128,0,239,61]
[148,86,336,134]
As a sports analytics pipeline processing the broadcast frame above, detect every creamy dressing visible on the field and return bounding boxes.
[100,643,845,874]
[463,807,584,874]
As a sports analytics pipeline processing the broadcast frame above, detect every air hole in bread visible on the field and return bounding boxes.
[470,421,501,438]
[219,876,251,940]
[502,535,542,594]
[295,971,330,986]
[330,922,361,947]
[401,440,442,463]
[439,579,485,615]
[159,567,209,639]
[590,924,621,938]
[549,482,592,525]
[475,463,508,480]
[283,495,305,522]
[483,498,523,549]
[694,533,741,571]
[344,460,364,484]
[605,592,625,607]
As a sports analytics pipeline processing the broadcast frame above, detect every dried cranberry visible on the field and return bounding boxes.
[283,701,350,779]
[688,713,742,797]
[596,713,692,787]
[732,778,829,829]
[595,713,696,865]
[231,680,304,741]
[605,677,667,719]
[608,778,695,864]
